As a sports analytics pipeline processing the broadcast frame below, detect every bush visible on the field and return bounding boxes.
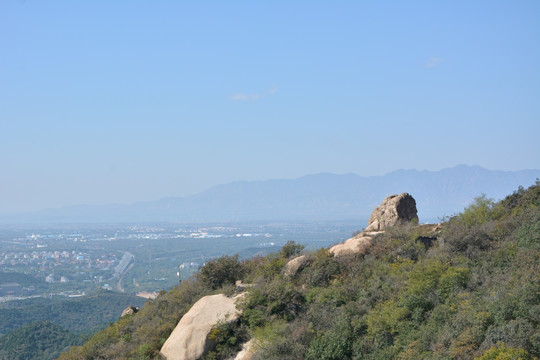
[306,316,353,360]
[443,219,492,256]
[439,266,470,302]
[481,319,537,357]
[366,300,409,346]
[515,212,540,250]
[301,249,344,287]
[251,320,307,360]
[460,195,500,227]
[279,241,305,259]
[241,280,305,328]
[198,255,245,290]
[474,342,533,360]
[500,181,540,213]
[204,320,249,360]
[256,256,286,281]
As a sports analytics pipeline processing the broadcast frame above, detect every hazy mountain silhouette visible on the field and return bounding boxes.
[2,165,538,224]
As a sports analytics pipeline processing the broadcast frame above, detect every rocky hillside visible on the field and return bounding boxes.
[59,182,539,360]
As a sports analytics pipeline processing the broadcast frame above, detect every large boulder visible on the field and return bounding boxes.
[365,193,418,232]
[284,255,310,277]
[160,293,244,360]
[121,306,139,317]
[329,236,373,256]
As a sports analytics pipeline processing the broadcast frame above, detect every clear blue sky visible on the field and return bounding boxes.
[1,1,539,213]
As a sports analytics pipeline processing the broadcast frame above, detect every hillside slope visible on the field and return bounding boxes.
[0,289,147,337]
[60,182,539,359]
[0,321,82,360]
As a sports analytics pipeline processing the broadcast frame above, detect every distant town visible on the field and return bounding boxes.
[0,222,358,302]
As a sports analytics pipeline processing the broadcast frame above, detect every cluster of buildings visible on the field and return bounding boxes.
[0,249,122,289]
[0,250,118,271]
[0,249,118,271]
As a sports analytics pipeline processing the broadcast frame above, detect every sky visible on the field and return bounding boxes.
[1,1,539,213]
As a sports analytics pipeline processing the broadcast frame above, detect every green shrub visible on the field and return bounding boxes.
[515,215,540,250]
[254,254,287,281]
[441,195,509,257]
[482,319,537,357]
[443,219,492,256]
[204,320,248,360]
[198,255,245,290]
[500,181,540,213]
[474,342,533,360]
[241,280,305,328]
[135,343,153,360]
[366,300,409,346]
[250,320,305,360]
[305,285,350,307]
[301,249,344,287]
[279,241,305,259]
[439,266,470,302]
[460,195,500,227]
[306,316,353,360]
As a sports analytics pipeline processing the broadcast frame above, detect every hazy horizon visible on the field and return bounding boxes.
[2,2,539,213]
[1,165,538,221]
[0,163,506,214]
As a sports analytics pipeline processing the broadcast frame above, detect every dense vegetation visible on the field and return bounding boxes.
[0,289,146,337]
[0,272,44,287]
[60,182,539,359]
[0,321,82,360]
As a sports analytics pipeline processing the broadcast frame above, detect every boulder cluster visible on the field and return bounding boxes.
[327,192,418,257]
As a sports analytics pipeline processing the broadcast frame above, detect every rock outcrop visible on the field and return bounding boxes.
[329,193,418,256]
[365,193,418,232]
[160,293,244,360]
[284,255,310,277]
[329,235,374,256]
[121,306,139,317]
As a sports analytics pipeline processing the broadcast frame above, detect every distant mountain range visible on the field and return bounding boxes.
[2,165,539,224]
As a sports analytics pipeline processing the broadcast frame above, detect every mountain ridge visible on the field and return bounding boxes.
[2,165,538,224]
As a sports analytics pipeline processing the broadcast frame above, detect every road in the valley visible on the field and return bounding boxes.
[114,251,134,292]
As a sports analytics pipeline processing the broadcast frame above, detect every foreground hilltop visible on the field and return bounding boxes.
[60,182,540,360]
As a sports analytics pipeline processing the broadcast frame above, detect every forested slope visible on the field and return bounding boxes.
[0,290,146,360]
[60,182,539,360]
[0,321,82,360]
[0,289,146,336]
